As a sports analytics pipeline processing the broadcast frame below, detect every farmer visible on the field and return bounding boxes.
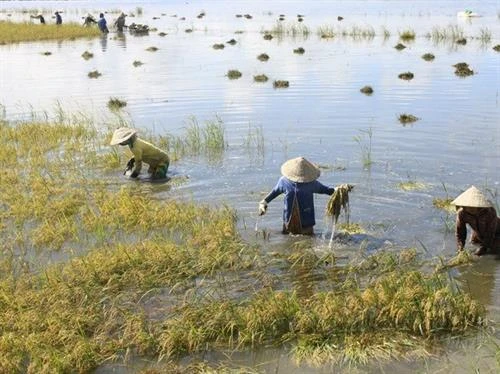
[114,13,127,32]
[83,14,97,27]
[55,11,62,25]
[30,14,45,24]
[97,13,109,33]
[452,185,500,256]
[110,128,170,180]
[258,157,335,235]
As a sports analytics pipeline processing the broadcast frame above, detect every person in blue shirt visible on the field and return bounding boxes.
[97,13,109,33]
[259,157,335,235]
[55,11,62,25]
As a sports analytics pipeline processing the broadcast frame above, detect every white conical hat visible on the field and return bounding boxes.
[451,185,492,208]
[281,157,320,183]
[110,127,137,145]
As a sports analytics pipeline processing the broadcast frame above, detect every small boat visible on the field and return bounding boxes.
[457,10,481,18]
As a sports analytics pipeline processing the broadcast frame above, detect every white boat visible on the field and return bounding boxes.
[457,10,481,18]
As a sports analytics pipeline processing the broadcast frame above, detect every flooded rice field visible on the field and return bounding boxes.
[1,0,500,373]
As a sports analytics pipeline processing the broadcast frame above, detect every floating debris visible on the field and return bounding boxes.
[179,17,185,20]
[456,38,467,45]
[146,46,158,52]
[263,34,273,40]
[185,28,193,33]
[493,45,500,52]
[398,71,414,80]
[227,69,242,79]
[107,97,127,110]
[212,43,225,50]
[298,17,304,22]
[293,47,305,54]
[244,14,253,19]
[132,60,144,67]
[235,14,243,18]
[81,51,94,60]
[273,80,289,88]
[128,23,149,35]
[87,70,102,79]
[279,17,285,21]
[398,113,419,124]
[41,51,52,56]
[421,53,435,61]
[394,43,406,50]
[158,32,167,37]
[152,16,160,20]
[226,39,237,45]
[360,86,374,95]
[253,74,269,82]
[257,53,270,62]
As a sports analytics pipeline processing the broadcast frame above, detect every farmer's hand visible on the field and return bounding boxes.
[126,157,135,169]
[258,200,267,216]
[130,171,139,178]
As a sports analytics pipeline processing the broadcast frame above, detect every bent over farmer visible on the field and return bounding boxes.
[110,128,170,180]
[452,185,500,256]
[259,157,335,235]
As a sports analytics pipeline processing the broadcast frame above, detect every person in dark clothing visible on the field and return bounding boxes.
[114,13,127,32]
[55,11,62,25]
[97,13,109,33]
[83,14,97,27]
[259,157,335,235]
[31,14,45,24]
[452,185,500,256]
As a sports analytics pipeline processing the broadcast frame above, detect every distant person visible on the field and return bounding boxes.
[30,14,45,24]
[110,128,170,180]
[258,157,335,235]
[55,11,62,25]
[452,185,500,256]
[114,12,127,32]
[83,14,97,27]
[97,13,109,33]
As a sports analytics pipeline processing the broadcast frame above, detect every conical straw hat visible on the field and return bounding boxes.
[110,127,137,145]
[451,185,492,208]
[281,157,320,183]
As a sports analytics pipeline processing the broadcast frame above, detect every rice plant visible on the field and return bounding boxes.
[107,97,127,110]
[253,74,269,83]
[0,21,100,44]
[399,29,416,41]
[227,69,242,79]
[353,127,373,168]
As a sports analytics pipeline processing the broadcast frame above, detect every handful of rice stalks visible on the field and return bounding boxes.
[326,184,354,223]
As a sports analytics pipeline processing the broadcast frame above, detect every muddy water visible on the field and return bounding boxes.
[2,0,500,372]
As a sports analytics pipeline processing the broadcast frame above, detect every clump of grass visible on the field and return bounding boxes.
[146,46,158,52]
[0,21,101,44]
[226,38,237,45]
[318,25,335,38]
[244,14,253,19]
[81,50,94,60]
[353,127,373,168]
[432,197,454,212]
[398,113,419,124]
[478,28,491,43]
[227,69,242,79]
[273,80,289,88]
[421,53,435,61]
[41,51,51,56]
[455,38,467,45]
[492,44,500,52]
[337,222,364,234]
[293,47,305,54]
[394,43,406,50]
[253,74,269,82]
[397,179,426,191]
[266,22,310,37]
[339,25,375,39]
[436,251,474,271]
[398,71,414,80]
[107,97,127,110]
[399,29,415,41]
[360,85,373,95]
[263,33,273,40]
[426,25,464,41]
[185,28,193,33]
[257,53,269,61]
[133,60,144,67]
[158,32,167,37]
[87,70,102,78]
[454,62,474,77]
[212,43,224,50]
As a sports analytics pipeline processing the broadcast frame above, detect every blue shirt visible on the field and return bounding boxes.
[264,176,334,228]
[97,17,107,32]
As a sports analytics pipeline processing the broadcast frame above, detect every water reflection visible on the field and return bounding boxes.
[458,256,500,309]
[99,34,108,51]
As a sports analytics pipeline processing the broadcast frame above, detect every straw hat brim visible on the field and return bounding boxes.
[281,157,320,183]
[110,128,137,145]
[451,185,492,208]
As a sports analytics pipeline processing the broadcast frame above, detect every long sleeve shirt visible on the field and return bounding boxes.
[264,176,334,228]
[456,207,500,250]
[129,138,169,175]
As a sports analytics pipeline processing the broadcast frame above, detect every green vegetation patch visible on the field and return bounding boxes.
[257,53,270,61]
[132,60,144,67]
[107,97,127,110]
[0,21,101,44]
[432,197,455,212]
[397,180,427,191]
[398,113,419,124]
[212,43,225,50]
[422,53,435,61]
[81,50,94,60]
[87,70,102,79]
[360,85,373,95]
[146,46,159,52]
[399,29,415,41]
[398,71,414,80]
[227,69,242,79]
[394,43,406,50]
[273,80,289,88]
[493,45,500,52]
[293,47,305,54]
[253,74,269,83]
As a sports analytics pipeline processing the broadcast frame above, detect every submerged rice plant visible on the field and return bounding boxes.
[227,69,242,79]
[107,97,127,110]
[398,113,419,124]
[399,29,416,41]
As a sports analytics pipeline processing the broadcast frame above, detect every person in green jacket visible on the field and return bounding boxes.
[110,127,169,179]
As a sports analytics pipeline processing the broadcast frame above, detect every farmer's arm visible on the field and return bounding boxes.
[263,178,285,203]
[314,181,335,195]
[481,208,498,250]
[456,208,467,250]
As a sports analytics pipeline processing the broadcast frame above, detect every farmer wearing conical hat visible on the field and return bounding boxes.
[259,157,335,235]
[452,186,500,256]
[110,127,170,180]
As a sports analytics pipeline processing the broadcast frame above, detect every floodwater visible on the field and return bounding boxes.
[1,0,500,372]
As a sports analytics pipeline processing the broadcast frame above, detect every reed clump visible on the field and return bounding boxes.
[253,74,269,83]
[257,53,269,61]
[146,46,158,52]
[81,50,94,60]
[399,29,415,41]
[453,62,474,77]
[0,21,101,44]
[133,60,144,67]
[398,113,419,124]
[398,72,414,80]
[212,43,225,50]
[227,69,242,79]
[293,47,305,54]
[493,45,500,52]
[107,97,127,110]
[88,70,102,78]
[226,38,237,45]
[432,197,455,212]
[422,53,435,61]
[41,51,52,56]
[394,43,406,50]
[273,80,289,88]
[360,85,373,95]
[397,179,426,191]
